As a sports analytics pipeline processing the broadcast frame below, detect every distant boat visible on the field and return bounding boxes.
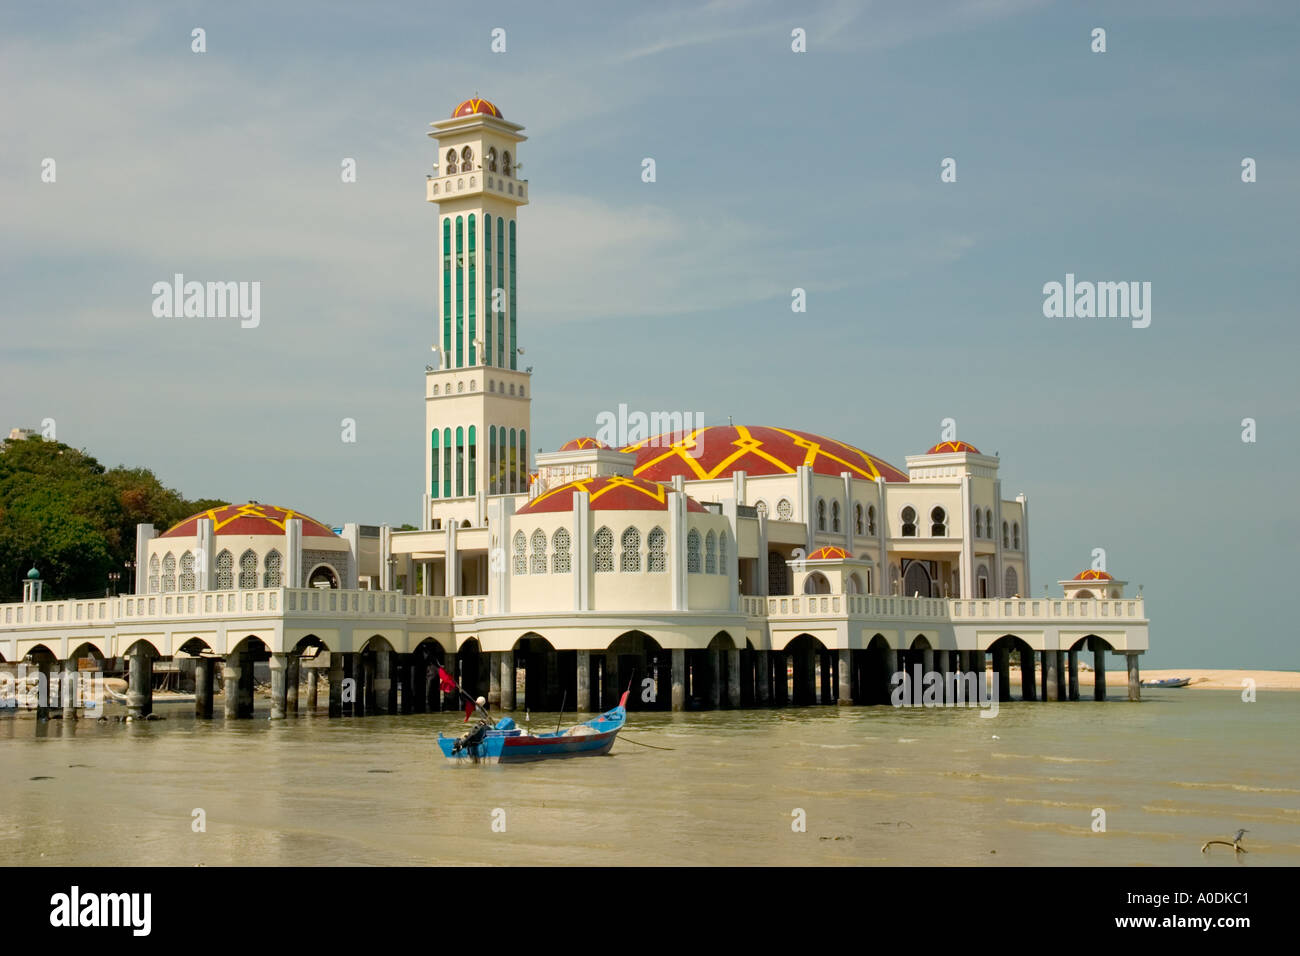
[437,692,628,765]
[1142,677,1191,688]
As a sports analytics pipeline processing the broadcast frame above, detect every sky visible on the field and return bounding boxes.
[2,1,1297,668]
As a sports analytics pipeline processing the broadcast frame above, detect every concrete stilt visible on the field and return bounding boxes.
[726,648,741,707]
[576,650,590,712]
[61,658,78,721]
[489,652,502,708]
[754,650,770,706]
[1044,650,1059,701]
[604,652,618,709]
[195,658,214,718]
[126,649,151,720]
[921,647,935,677]
[1055,651,1067,700]
[1094,646,1106,701]
[373,652,391,715]
[307,666,319,714]
[328,654,344,716]
[223,658,239,719]
[707,647,721,709]
[269,654,287,719]
[1067,650,1079,701]
[33,658,52,721]
[351,653,367,716]
[397,655,412,714]
[994,647,1011,702]
[500,653,516,711]
[1126,653,1141,701]
[671,648,686,712]
[934,650,948,703]
[1020,650,1036,701]
[837,649,853,705]
[286,655,300,716]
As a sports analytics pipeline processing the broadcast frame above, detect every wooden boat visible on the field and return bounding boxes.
[1141,677,1191,688]
[437,691,628,765]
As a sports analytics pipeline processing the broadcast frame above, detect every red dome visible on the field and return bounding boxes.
[624,425,908,483]
[452,98,502,119]
[558,437,610,451]
[517,476,706,515]
[1073,569,1114,581]
[807,546,850,560]
[160,503,338,539]
[926,440,981,455]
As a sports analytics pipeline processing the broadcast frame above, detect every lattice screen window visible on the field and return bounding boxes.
[216,550,234,589]
[161,552,176,592]
[776,499,793,521]
[687,530,702,573]
[530,530,547,574]
[552,528,571,573]
[705,531,717,574]
[238,549,257,589]
[648,527,666,573]
[148,554,160,593]
[620,527,641,572]
[180,551,196,591]
[718,531,728,575]
[263,549,283,587]
[512,531,527,574]
[594,527,614,573]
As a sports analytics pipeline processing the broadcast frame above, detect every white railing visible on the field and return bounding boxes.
[756,594,1145,623]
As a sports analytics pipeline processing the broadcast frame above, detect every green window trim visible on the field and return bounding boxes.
[484,214,493,367]
[499,425,507,494]
[509,219,517,370]
[431,429,440,499]
[455,216,464,369]
[468,214,476,366]
[489,425,497,495]
[496,217,505,368]
[442,427,452,500]
[518,428,527,490]
[468,425,477,496]
[456,426,465,497]
[508,428,517,494]
[442,218,451,358]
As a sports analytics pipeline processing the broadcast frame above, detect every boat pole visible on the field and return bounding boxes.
[555,689,567,735]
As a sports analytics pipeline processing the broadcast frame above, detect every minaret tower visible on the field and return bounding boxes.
[423,98,532,528]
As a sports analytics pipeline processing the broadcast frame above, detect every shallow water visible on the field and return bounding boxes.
[1,690,1296,866]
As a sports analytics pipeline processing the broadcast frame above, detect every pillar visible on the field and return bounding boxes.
[604,652,619,709]
[576,650,591,712]
[671,648,686,712]
[707,647,721,709]
[286,655,300,716]
[397,655,412,714]
[1055,651,1067,701]
[726,648,741,708]
[328,653,343,717]
[1019,649,1036,701]
[1044,650,1059,701]
[195,658,214,718]
[489,652,503,708]
[223,658,240,719]
[126,649,151,720]
[237,653,255,718]
[934,650,948,703]
[307,666,319,714]
[1094,646,1107,701]
[546,651,560,710]
[373,652,391,715]
[754,650,770,706]
[1126,653,1141,702]
[61,658,78,721]
[500,652,515,711]
[269,653,287,720]
[775,653,790,706]
[972,650,987,703]
[1067,649,1079,701]
[351,652,366,716]
[837,649,853,705]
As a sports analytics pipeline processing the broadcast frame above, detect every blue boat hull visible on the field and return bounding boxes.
[437,694,627,765]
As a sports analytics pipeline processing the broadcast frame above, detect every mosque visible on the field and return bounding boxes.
[0,100,1149,720]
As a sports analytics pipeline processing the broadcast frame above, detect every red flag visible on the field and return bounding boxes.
[464,699,475,722]
[438,666,457,693]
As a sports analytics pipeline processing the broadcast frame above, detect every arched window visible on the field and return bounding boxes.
[976,564,989,598]
[1002,521,1009,549]
[985,508,992,539]
[238,549,257,589]
[867,505,877,536]
[974,509,983,538]
[705,530,717,574]
[930,506,947,537]
[620,527,641,572]
[263,549,282,587]
[148,554,160,593]
[831,501,841,533]
[512,530,526,575]
[530,529,547,574]
[903,560,932,598]
[488,381,494,393]
[552,528,571,573]
[768,551,789,594]
[460,146,473,168]
[776,498,793,521]
[445,148,457,174]
[216,550,233,590]
[687,529,702,573]
[161,552,176,592]
[854,503,864,534]
[816,498,827,531]
[432,384,439,395]
[457,381,464,393]
[469,379,476,391]
[1012,522,1021,550]
[803,571,831,595]
[594,527,613,573]
[846,572,863,594]
[180,551,196,591]
[648,527,666,572]
[502,150,512,176]
[718,529,728,575]
[901,506,917,537]
[888,564,901,595]
[1004,566,1019,597]
[755,500,768,518]
[486,146,497,172]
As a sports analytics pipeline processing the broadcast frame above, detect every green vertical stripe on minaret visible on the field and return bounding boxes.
[484,214,493,367]
[455,216,464,369]
[442,427,451,499]
[509,219,517,370]
[499,424,507,494]
[441,218,451,358]
[468,214,476,366]
[519,428,527,491]
[431,429,440,499]
[468,425,477,495]
[456,426,464,497]
[489,425,497,495]
[496,217,505,368]
[508,427,517,493]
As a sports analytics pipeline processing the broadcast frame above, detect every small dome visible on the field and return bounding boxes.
[452,98,502,119]
[1074,569,1114,581]
[160,503,339,539]
[26,567,40,580]
[926,440,981,455]
[806,546,850,561]
[517,476,706,515]
[558,437,610,451]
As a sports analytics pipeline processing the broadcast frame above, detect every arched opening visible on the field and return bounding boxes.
[846,572,864,594]
[603,630,666,711]
[861,633,897,705]
[1072,634,1115,701]
[683,631,738,710]
[902,559,934,598]
[782,634,831,706]
[768,550,790,595]
[1004,566,1019,598]
[976,564,989,599]
[223,636,270,718]
[802,571,831,594]
[512,632,562,712]
[987,634,1035,702]
[307,563,340,589]
[455,637,487,706]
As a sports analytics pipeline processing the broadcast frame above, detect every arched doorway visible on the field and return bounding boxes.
[902,560,934,598]
[307,564,340,589]
[783,634,831,706]
[603,630,666,711]
[803,571,831,595]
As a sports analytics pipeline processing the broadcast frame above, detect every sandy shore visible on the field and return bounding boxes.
[1005,667,1300,690]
